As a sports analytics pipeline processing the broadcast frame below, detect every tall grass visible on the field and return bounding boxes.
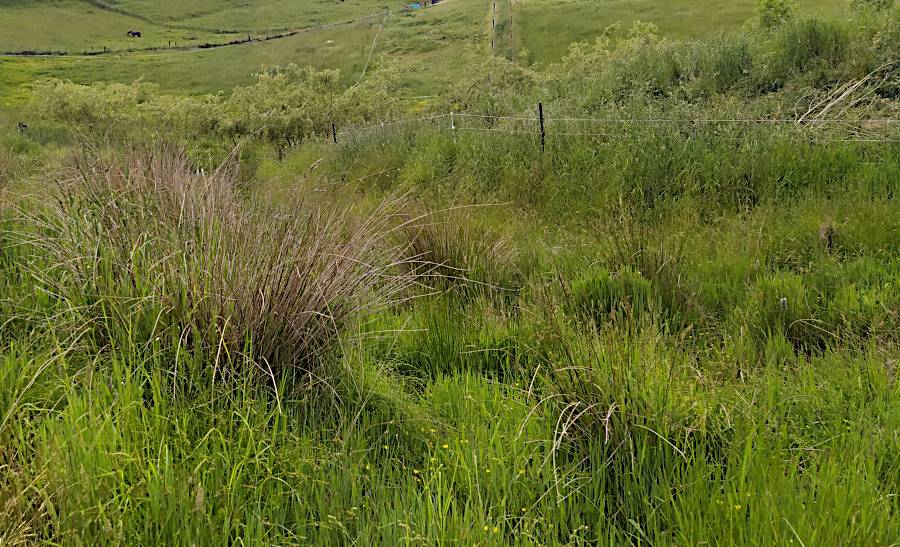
[16,144,417,384]
[395,205,521,292]
[1,10,898,545]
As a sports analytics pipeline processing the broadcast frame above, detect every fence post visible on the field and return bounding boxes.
[450,110,455,131]
[538,102,545,152]
[331,123,337,144]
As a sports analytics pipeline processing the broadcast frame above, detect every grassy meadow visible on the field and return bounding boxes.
[21,20,384,95]
[0,0,487,103]
[514,0,852,66]
[1,0,899,545]
[0,0,232,53]
[103,0,397,30]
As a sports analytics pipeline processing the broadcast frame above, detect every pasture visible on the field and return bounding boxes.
[103,0,398,31]
[0,0,488,102]
[21,20,383,95]
[0,0,234,53]
[0,0,870,102]
[515,0,851,65]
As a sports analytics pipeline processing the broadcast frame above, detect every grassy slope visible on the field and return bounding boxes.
[0,59,34,107]
[106,0,398,30]
[0,0,486,102]
[16,21,381,95]
[378,0,491,92]
[0,0,234,53]
[515,0,851,66]
[2,0,854,103]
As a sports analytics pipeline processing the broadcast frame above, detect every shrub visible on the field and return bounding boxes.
[19,145,416,382]
[757,0,794,29]
[762,19,849,89]
[851,0,894,11]
[689,35,753,94]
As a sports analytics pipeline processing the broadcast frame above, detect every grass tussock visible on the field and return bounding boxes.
[396,205,521,292]
[18,144,417,381]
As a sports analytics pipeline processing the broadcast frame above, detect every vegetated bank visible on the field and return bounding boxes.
[0,6,898,545]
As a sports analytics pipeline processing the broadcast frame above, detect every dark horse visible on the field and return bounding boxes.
[126,30,142,38]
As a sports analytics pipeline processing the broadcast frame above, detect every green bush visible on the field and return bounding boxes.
[757,0,794,29]
[20,145,417,382]
[851,0,895,12]
[761,19,849,90]
[688,35,753,94]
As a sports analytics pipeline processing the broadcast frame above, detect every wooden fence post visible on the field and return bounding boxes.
[538,102,545,152]
[332,123,337,144]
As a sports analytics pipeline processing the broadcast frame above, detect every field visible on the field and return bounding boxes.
[513,0,851,65]
[1,0,899,545]
[21,21,383,94]
[0,0,231,53]
[103,0,394,30]
[0,0,865,104]
[0,0,486,102]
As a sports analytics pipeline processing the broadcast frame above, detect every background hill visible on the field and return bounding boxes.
[0,0,856,105]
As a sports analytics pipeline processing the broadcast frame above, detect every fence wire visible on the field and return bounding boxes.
[333,108,900,145]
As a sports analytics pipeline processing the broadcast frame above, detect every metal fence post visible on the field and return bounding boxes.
[538,102,545,152]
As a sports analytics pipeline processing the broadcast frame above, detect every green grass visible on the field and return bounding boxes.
[0,0,489,100]
[378,0,492,92]
[1,4,899,545]
[1,132,897,543]
[0,0,235,53]
[104,0,397,30]
[19,20,382,94]
[515,0,851,66]
[0,0,868,102]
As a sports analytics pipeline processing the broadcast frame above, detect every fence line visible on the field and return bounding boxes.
[330,104,900,145]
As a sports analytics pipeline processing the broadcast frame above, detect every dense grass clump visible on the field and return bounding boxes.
[15,145,416,383]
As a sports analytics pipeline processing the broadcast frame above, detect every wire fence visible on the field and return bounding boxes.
[331,105,900,146]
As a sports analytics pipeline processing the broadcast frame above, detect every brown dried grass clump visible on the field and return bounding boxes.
[21,143,416,379]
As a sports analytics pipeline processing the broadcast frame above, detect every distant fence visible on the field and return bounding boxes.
[328,104,900,147]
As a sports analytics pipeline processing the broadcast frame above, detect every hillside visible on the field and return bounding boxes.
[515,0,850,65]
[0,0,865,103]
